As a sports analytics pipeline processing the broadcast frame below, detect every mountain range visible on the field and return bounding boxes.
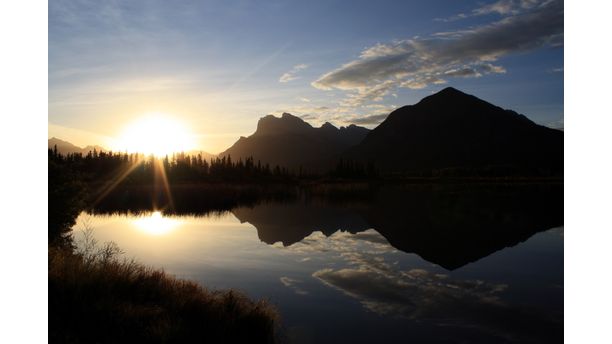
[48,137,106,156]
[220,87,562,175]
[219,113,369,169]
[232,184,563,270]
[48,137,216,160]
[50,87,563,176]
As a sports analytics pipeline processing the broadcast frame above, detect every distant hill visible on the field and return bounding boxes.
[48,138,216,159]
[186,150,217,161]
[48,137,107,155]
[344,87,563,175]
[219,113,370,170]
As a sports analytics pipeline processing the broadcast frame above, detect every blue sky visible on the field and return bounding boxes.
[49,0,563,153]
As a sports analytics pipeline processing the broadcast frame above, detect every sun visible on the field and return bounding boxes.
[114,113,196,156]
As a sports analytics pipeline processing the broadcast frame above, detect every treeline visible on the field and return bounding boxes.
[49,147,296,183]
[330,159,378,179]
[48,146,378,184]
[49,146,560,188]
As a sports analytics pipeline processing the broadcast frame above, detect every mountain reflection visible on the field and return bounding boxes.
[91,183,563,270]
[233,184,563,270]
[82,183,563,343]
[233,203,370,246]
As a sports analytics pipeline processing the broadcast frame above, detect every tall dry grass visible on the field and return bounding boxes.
[48,231,279,343]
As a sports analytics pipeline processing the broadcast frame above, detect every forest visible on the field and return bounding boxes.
[48,145,379,184]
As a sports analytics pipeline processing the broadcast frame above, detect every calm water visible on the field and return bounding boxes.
[72,186,563,343]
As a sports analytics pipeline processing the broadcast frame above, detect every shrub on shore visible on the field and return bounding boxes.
[48,243,279,343]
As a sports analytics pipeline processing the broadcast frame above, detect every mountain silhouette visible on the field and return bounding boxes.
[88,183,562,270]
[232,184,563,270]
[48,137,216,160]
[358,184,563,269]
[345,87,563,175]
[219,113,369,170]
[48,137,107,155]
[232,203,370,246]
[185,150,217,160]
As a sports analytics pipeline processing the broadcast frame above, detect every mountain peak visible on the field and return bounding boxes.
[48,137,108,155]
[49,137,70,144]
[422,87,473,103]
[321,122,337,130]
[407,86,495,115]
[345,88,563,175]
[438,86,463,95]
[255,112,313,136]
[221,114,370,169]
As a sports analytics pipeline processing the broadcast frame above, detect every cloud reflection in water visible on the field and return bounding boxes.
[278,229,560,343]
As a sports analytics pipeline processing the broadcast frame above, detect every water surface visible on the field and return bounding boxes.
[73,185,563,343]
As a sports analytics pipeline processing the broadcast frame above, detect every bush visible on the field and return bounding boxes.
[48,236,279,343]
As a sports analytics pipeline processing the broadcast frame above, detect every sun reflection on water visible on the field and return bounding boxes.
[132,211,182,235]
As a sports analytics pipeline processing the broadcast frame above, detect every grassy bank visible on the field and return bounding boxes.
[48,245,279,343]
[50,157,281,343]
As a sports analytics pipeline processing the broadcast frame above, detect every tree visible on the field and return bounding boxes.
[48,159,87,246]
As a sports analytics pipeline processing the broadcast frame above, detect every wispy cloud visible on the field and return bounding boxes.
[279,277,309,295]
[313,266,508,318]
[312,0,562,106]
[271,99,399,128]
[436,0,551,22]
[340,80,399,107]
[278,229,511,325]
[442,63,506,79]
[279,63,309,83]
[270,102,395,128]
[269,104,334,126]
[345,113,389,126]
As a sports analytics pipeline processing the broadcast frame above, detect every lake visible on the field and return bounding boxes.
[72,184,563,343]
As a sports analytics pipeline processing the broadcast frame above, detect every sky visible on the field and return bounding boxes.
[49,0,563,153]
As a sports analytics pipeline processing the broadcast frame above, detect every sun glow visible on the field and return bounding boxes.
[132,211,182,235]
[114,114,196,156]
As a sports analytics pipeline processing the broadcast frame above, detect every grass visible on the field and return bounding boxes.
[48,232,279,343]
